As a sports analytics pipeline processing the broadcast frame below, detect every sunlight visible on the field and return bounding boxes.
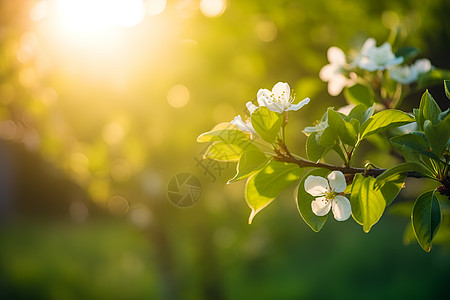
[54,0,145,35]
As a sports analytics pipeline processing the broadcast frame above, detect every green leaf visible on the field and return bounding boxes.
[204,140,259,162]
[350,174,386,233]
[197,122,249,143]
[306,132,328,162]
[296,169,329,232]
[317,126,336,149]
[395,46,420,61]
[344,84,375,106]
[418,90,441,127]
[251,107,283,143]
[411,190,441,252]
[375,162,435,185]
[228,150,270,184]
[361,109,414,138]
[445,80,450,100]
[377,174,405,206]
[347,104,374,125]
[390,132,439,161]
[423,117,450,158]
[328,109,358,145]
[246,161,303,224]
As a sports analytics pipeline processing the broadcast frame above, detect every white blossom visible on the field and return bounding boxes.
[230,115,255,133]
[356,38,403,71]
[303,120,329,143]
[389,58,432,84]
[319,47,354,96]
[304,171,351,221]
[257,82,310,113]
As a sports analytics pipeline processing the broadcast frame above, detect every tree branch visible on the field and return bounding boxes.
[273,154,424,178]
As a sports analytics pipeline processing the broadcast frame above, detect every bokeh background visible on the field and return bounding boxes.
[1,0,450,299]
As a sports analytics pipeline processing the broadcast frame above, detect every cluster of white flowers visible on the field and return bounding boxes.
[320,37,432,96]
[230,82,310,134]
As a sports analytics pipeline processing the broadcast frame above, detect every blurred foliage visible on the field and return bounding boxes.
[0,0,449,299]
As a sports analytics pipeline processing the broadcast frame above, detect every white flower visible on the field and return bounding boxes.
[230,115,255,133]
[356,38,403,71]
[303,120,329,143]
[304,171,351,221]
[389,58,432,84]
[319,47,354,96]
[257,82,310,113]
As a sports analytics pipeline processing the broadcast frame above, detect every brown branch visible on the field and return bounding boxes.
[273,154,424,178]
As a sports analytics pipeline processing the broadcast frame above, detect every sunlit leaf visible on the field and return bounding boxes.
[228,150,270,184]
[361,109,414,138]
[350,174,386,233]
[197,122,249,143]
[204,141,258,162]
[251,106,283,144]
[246,161,303,224]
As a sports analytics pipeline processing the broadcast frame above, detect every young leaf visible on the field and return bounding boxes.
[204,141,259,162]
[328,109,358,145]
[306,132,328,162]
[246,161,303,224]
[296,169,329,232]
[197,122,250,143]
[390,132,439,161]
[375,162,435,185]
[411,190,441,252]
[445,80,450,100]
[418,90,441,127]
[251,107,283,144]
[347,104,374,125]
[318,127,336,148]
[423,116,450,158]
[344,84,375,106]
[360,109,414,138]
[350,174,386,233]
[228,150,270,184]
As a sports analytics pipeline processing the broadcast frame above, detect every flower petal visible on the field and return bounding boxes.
[257,89,273,107]
[246,101,258,114]
[311,197,332,216]
[272,82,290,100]
[230,115,254,133]
[266,102,284,113]
[360,38,376,55]
[332,195,351,221]
[303,126,318,134]
[319,64,338,81]
[413,58,432,73]
[327,75,348,96]
[328,46,346,65]
[327,171,346,193]
[304,175,329,197]
[286,97,310,111]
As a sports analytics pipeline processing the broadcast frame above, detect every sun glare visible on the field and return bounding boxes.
[54,0,145,35]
